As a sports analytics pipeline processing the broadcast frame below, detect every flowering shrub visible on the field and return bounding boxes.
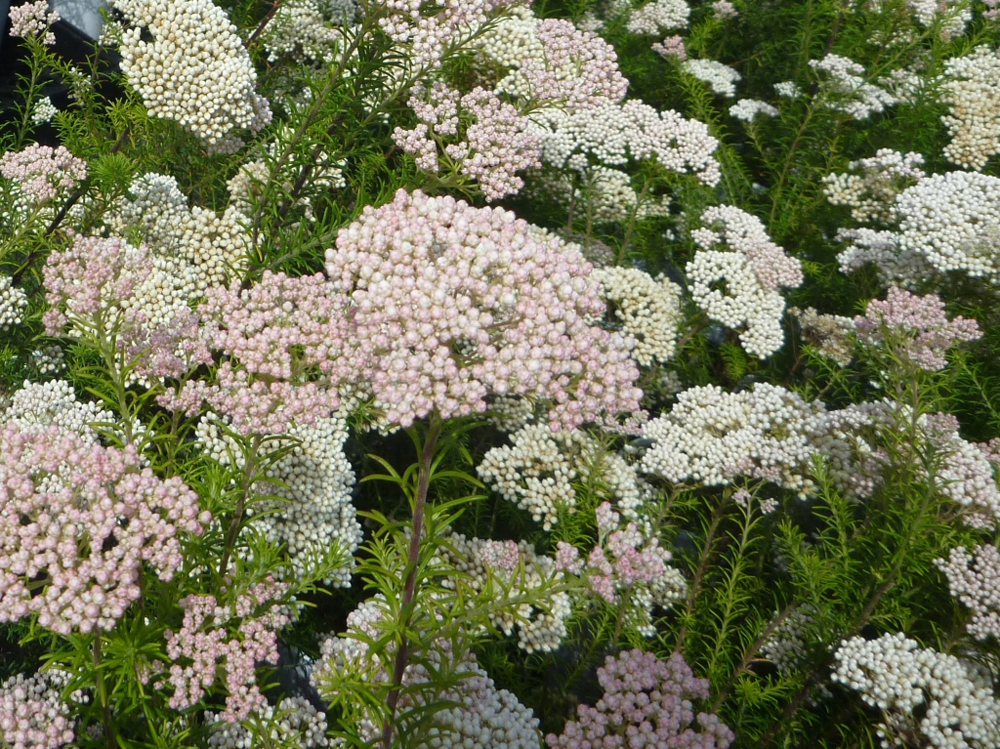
[4,0,1000,747]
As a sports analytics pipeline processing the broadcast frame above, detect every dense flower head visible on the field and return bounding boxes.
[533,99,721,186]
[0,421,209,635]
[855,287,981,371]
[0,144,87,207]
[326,188,642,430]
[626,0,691,35]
[205,695,330,748]
[936,545,1000,641]
[545,649,734,749]
[394,82,541,200]
[0,669,83,749]
[593,267,683,366]
[833,632,1000,749]
[0,276,27,331]
[7,1,60,45]
[941,46,1000,171]
[161,579,290,723]
[810,54,897,120]
[111,0,271,150]
[822,149,925,224]
[476,8,628,110]
[683,58,742,97]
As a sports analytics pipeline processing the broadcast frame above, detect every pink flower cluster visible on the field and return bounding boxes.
[326,189,642,430]
[163,272,350,435]
[8,0,59,45]
[545,649,735,749]
[378,0,516,69]
[0,422,209,635]
[523,19,629,109]
[555,503,673,605]
[652,35,687,60]
[161,578,290,723]
[394,82,541,201]
[0,669,80,749]
[855,287,981,371]
[0,144,86,206]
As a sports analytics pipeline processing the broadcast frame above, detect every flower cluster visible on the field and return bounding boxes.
[941,45,1000,170]
[0,421,208,635]
[729,99,779,122]
[205,696,330,748]
[792,307,856,366]
[476,7,628,110]
[0,669,84,749]
[534,99,721,187]
[652,34,687,60]
[832,632,1000,749]
[625,0,691,35]
[8,0,59,45]
[545,649,735,749]
[161,579,291,723]
[393,82,541,200]
[822,149,926,224]
[4,379,112,440]
[640,383,827,495]
[855,287,980,371]
[835,227,934,289]
[478,422,652,529]
[111,0,271,151]
[261,0,352,64]
[687,205,803,358]
[556,502,686,636]
[326,189,642,430]
[593,267,683,366]
[683,58,742,97]
[936,545,1000,641]
[810,54,897,120]
[0,275,27,330]
[30,96,58,125]
[0,143,87,208]
[442,533,572,653]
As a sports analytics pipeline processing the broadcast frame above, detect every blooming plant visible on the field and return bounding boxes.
[3,0,1000,747]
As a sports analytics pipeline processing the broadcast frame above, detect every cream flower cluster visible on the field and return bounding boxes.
[478,422,652,529]
[592,266,684,366]
[941,46,1000,171]
[5,379,112,441]
[30,96,58,125]
[682,59,742,98]
[442,533,572,653]
[205,696,330,748]
[810,54,897,120]
[111,0,271,151]
[197,412,361,584]
[0,275,27,330]
[475,7,628,111]
[533,99,721,187]
[832,632,1000,749]
[835,227,935,289]
[314,611,541,749]
[639,383,826,495]
[262,0,351,64]
[687,205,803,358]
[822,149,926,224]
[625,0,691,35]
[906,0,971,36]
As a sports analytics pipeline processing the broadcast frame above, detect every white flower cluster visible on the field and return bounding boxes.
[5,379,113,441]
[196,413,361,585]
[894,171,1000,282]
[30,345,65,376]
[206,697,330,748]
[682,58,742,98]
[110,173,251,329]
[809,54,897,120]
[0,275,27,330]
[111,0,271,151]
[907,0,972,37]
[729,99,779,122]
[832,632,1000,749]
[835,227,935,289]
[443,533,572,653]
[533,99,721,187]
[262,0,353,63]
[30,96,58,125]
[822,149,925,224]
[625,0,691,35]
[687,205,803,358]
[760,605,819,675]
[639,383,826,495]
[478,423,652,529]
[774,81,802,98]
[592,266,684,366]
[941,46,1000,171]
[936,544,1000,641]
